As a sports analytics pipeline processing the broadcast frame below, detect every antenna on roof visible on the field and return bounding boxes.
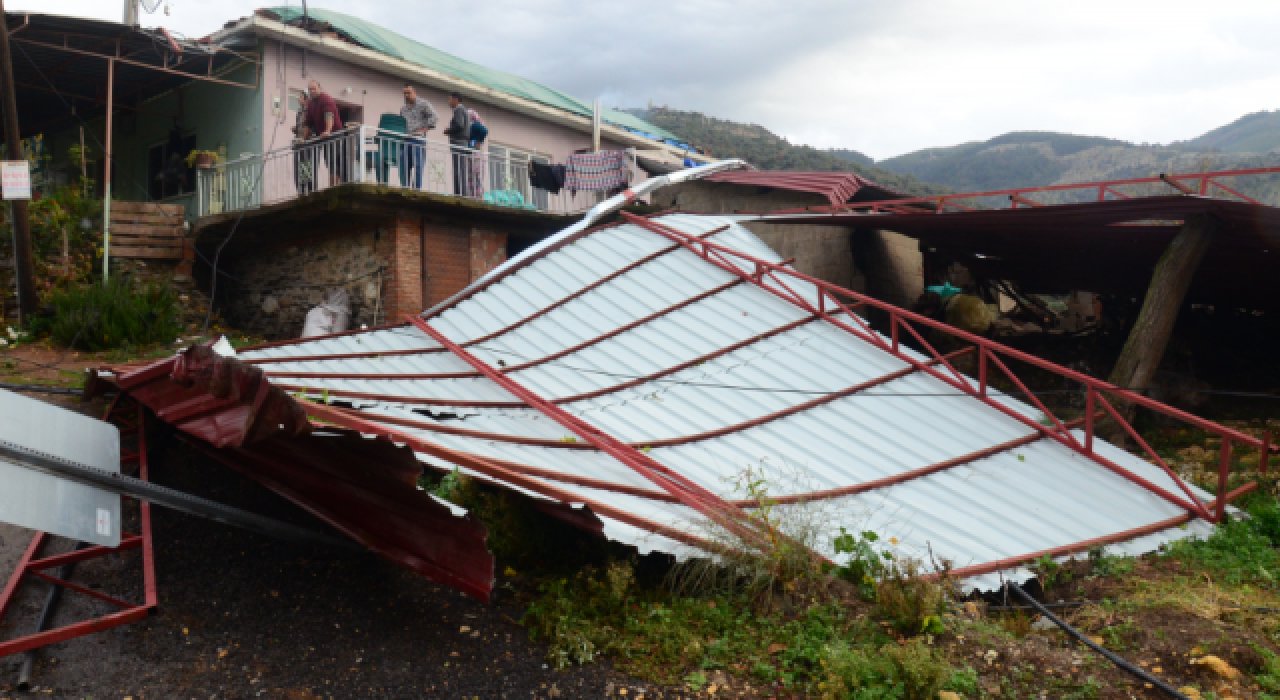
[302,0,309,24]
[122,0,138,25]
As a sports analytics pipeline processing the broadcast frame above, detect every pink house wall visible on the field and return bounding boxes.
[259,41,633,162]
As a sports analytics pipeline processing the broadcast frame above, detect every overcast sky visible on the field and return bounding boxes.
[19,0,1280,160]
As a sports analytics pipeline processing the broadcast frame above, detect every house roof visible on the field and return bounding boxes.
[703,170,912,207]
[5,12,256,136]
[756,194,1280,309]
[230,210,1260,591]
[256,7,685,146]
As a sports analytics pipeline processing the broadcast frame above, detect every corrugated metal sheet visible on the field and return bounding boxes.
[702,171,907,207]
[237,212,1233,590]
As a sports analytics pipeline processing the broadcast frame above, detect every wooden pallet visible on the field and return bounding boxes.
[108,202,188,259]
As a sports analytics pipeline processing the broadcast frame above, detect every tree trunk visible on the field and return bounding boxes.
[1106,213,1216,429]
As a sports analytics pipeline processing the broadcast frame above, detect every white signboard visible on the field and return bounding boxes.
[0,389,121,546]
[1,160,31,200]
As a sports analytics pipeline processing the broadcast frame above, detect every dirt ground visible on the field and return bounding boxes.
[0,391,664,700]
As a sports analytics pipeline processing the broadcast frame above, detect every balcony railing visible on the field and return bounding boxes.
[195,126,605,218]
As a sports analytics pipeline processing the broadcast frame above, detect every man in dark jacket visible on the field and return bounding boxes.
[443,91,472,196]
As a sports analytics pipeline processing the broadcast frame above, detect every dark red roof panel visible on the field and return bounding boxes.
[703,171,905,206]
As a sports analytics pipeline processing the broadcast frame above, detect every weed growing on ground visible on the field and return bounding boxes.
[831,527,893,600]
[876,558,948,635]
[666,462,840,604]
[820,638,949,699]
[1168,502,1280,586]
[524,560,930,693]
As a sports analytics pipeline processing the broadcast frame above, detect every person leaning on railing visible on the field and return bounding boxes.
[292,91,315,195]
[400,85,438,190]
[306,80,347,186]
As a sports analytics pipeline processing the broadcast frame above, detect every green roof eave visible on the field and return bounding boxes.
[264,7,682,143]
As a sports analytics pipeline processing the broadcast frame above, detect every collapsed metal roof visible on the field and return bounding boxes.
[6,12,260,136]
[228,209,1262,591]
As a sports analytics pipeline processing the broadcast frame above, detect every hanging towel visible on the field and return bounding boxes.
[565,151,628,192]
[529,162,567,194]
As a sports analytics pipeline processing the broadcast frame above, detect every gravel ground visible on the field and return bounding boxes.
[0,394,666,699]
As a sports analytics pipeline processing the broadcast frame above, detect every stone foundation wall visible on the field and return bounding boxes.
[220,216,511,340]
[223,227,388,339]
[651,181,864,291]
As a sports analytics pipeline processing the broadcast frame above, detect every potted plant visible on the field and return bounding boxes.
[185,149,218,169]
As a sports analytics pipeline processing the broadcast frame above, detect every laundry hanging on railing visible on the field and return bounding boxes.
[529,162,567,194]
[564,151,629,192]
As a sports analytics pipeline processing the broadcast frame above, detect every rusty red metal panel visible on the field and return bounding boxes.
[703,170,906,207]
[102,345,497,601]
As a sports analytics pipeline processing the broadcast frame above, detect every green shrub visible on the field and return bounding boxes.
[875,558,947,635]
[820,639,949,700]
[884,639,949,699]
[48,277,182,351]
[1167,503,1280,586]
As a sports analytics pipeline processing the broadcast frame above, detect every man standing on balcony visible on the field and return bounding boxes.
[443,92,472,196]
[400,85,437,190]
[306,80,346,186]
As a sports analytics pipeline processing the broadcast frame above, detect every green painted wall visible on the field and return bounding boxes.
[42,53,264,222]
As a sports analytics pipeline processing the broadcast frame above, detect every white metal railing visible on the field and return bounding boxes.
[195,126,607,217]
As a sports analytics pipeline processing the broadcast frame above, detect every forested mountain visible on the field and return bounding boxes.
[624,108,949,196]
[872,111,1280,202]
[1172,110,1280,154]
[625,106,1280,204]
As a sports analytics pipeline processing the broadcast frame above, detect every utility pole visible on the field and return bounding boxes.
[0,0,38,323]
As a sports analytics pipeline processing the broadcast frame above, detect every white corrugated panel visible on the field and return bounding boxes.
[240,213,1221,589]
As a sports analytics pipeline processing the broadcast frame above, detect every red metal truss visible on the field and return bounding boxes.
[310,346,970,453]
[269,278,747,402]
[760,165,1280,215]
[0,396,157,658]
[404,316,768,544]
[310,404,1084,511]
[245,225,736,368]
[618,211,1264,523]
[941,483,1258,581]
[300,402,714,550]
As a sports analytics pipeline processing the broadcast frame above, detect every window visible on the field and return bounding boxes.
[146,132,197,201]
[488,144,548,210]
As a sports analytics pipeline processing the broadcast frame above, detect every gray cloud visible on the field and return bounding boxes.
[18,0,1280,159]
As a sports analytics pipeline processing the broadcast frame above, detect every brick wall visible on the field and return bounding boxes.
[422,222,471,306]
[382,217,423,322]
[469,229,508,282]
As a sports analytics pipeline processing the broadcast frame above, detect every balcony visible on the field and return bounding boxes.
[195,127,604,218]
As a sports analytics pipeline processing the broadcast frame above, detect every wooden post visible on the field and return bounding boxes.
[1107,213,1216,426]
[0,0,38,323]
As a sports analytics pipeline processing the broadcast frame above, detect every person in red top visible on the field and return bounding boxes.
[306,80,347,186]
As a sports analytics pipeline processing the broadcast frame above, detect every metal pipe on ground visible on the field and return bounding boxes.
[0,437,363,553]
[15,541,89,690]
[1005,582,1189,699]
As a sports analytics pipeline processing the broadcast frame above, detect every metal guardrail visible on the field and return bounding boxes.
[196,126,605,217]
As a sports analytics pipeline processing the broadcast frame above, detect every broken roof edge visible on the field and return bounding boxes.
[417,158,751,321]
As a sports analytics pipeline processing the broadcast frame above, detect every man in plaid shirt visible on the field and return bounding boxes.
[400,85,438,189]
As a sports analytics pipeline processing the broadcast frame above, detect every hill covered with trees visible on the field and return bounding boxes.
[624,108,949,196]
